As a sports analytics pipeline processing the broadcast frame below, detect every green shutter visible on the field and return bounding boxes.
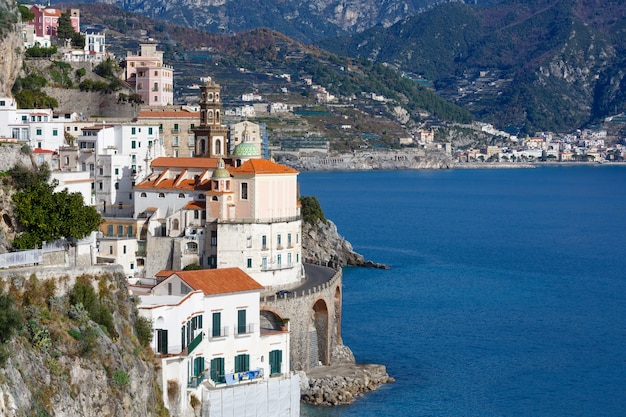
[212,312,221,337]
[270,350,282,375]
[237,310,246,334]
[210,357,225,383]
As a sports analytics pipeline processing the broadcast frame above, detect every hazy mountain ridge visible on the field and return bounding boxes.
[321,0,626,133]
[73,0,499,43]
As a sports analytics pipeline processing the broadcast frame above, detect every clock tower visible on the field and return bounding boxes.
[194,77,229,158]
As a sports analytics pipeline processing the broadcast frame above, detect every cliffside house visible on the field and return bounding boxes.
[137,267,300,416]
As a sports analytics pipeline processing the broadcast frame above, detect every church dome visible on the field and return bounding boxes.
[212,159,231,179]
[233,142,259,157]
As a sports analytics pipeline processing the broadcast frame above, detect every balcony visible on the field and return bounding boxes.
[236,323,255,336]
[187,374,205,388]
[209,326,229,338]
[171,129,180,133]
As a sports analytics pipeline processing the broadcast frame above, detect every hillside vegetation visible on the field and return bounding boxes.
[320,0,626,134]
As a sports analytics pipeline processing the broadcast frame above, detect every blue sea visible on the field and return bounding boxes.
[297,166,626,417]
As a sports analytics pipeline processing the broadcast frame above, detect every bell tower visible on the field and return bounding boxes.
[194,77,229,158]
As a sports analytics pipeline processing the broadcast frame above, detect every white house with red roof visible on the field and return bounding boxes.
[137,267,299,416]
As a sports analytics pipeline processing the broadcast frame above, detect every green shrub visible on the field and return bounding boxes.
[112,370,130,386]
[68,328,82,340]
[0,292,23,343]
[134,316,153,347]
[299,195,326,224]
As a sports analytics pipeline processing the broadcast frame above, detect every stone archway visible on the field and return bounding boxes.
[334,285,342,341]
[311,298,329,367]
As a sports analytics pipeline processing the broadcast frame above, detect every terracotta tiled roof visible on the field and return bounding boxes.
[184,201,206,210]
[231,158,298,175]
[151,157,219,169]
[155,270,176,278]
[170,268,263,295]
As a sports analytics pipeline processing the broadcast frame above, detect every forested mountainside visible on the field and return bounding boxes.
[62,0,501,43]
[320,0,626,134]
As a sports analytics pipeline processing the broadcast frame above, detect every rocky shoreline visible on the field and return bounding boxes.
[301,363,394,406]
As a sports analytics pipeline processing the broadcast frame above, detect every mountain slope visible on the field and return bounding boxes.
[320,0,626,133]
[69,0,499,43]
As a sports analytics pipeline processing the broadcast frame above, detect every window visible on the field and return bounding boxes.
[53,129,58,136]
[131,140,136,149]
[115,168,119,175]
[107,225,113,236]
[118,225,124,236]
[148,127,153,134]
[277,254,282,267]
[156,329,168,354]
[262,235,267,249]
[210,358,225,383]
[288,233,292,247]
[140,192,147,198]
[234,354,250,373]
[131,127,136,134]
[109,246,113,255]
[262,257,267,269]
[277,234,282,247]
[211,231,217,246]
[194,210,199,220]
[211,312,221,337]
[114,182,119,190]
[158,193,165,198]
[288,253,292,266]
[269,350,282,375]
[237,310,247,334]
[246,236,252,248]
[187,242,198,253]
[247,258,252,268]
[174,123,179,132]
[36,128,42,135]
[123,245,126,254]
[173,136,179,146]
[178,193,185,198]
[98,182,103,190]
[189,136,195,146]
[99,167,103,175]
[172,219,179,230]
[192,356,205,381]
[241,182,248,200]
[128,225,133,237]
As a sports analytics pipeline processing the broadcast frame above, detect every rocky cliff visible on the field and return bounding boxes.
[96,0,442,42]
[0,0,23,97]
[0,271,167,417]
[302,218,388,269]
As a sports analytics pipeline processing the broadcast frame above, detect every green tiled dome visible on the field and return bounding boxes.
[233,142,259,157]
[212,159,231,178]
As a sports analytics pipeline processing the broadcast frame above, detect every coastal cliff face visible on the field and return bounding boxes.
[0,0,23,97]
[0,271,166,417]
[302,219,363,268]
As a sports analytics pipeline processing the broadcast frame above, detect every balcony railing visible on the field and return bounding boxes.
[188,374,205,388]
[209,326,229,338]
[236,323,255,335]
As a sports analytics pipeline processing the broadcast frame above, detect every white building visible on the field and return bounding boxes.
[138,268,299,417]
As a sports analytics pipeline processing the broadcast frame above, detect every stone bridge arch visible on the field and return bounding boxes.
[310,298,329,367]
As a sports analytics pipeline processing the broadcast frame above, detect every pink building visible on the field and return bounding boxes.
[28,5,80,37]
[125,43,174,106]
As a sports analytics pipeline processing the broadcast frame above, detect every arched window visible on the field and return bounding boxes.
[187,242,198,253]
[215,139,222,155]
[178,193,185,198]
[212,196,218,201]
[158,193,165,198]
[140,192,147,198]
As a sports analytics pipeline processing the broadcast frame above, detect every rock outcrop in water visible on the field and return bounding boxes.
[302,218,388,269]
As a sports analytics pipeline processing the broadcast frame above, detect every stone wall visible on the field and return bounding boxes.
[261,267,343,372]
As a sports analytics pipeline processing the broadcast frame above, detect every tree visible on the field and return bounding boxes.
[10,164,102,249]
[56,12,74,39]
[71,32,85,49]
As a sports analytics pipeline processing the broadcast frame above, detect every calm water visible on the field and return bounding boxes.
[298,166,626,417]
